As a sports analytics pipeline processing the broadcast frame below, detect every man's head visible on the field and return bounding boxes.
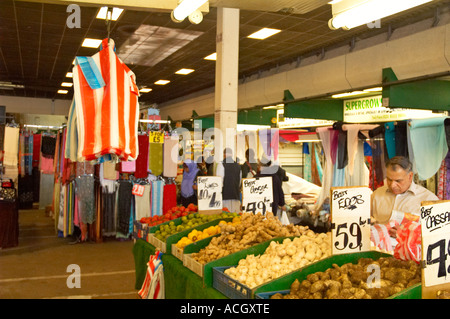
[385,156,414,195]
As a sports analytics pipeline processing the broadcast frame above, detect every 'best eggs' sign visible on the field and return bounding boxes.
[330,186,372,255]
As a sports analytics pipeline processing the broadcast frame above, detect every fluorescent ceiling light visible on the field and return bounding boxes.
[331,91,366,98]
[175,68,195,75]
[364,87,382,92]
[247,28,281,40]
[96,7,124,21]
[172,0,207,22]
[66,72,73,78]
[139,88,152,93]
[58,90,68,94]
[82,38,102,48]
[204,53,216,60]
[61,82,73,87]
[329,0,433,30]
[154,80,170,85]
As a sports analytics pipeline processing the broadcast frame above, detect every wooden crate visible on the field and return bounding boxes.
[183,253,204,277]
[147,233,166,253]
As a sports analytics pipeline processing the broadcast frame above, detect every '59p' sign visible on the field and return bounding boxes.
[330,186,372,255]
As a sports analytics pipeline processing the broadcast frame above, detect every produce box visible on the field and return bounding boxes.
[149,214,234,255]
[132,221,149,241]
[185,237,291,288]
[252,251,421,299]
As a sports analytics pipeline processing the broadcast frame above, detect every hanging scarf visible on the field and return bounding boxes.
[151,180,164,217]
[148,142,163,176]
[163,136,178,178]
[181,160,199,198]
[135,134,149,178]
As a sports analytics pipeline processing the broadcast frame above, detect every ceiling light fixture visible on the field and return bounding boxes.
[247,27,281,40]
[204,53,216,61]
[154,80,170,85]
[81,38,102,48]
[66,72,73,78]
[329,0,433,30]
[58,90,68,94]
[171,0,207,24]
[363,87,382,92]
[139,88,152,93]
[331,91,366,98]
[175,68,195,75]
[96,7,124,21]
[61,82,73,87]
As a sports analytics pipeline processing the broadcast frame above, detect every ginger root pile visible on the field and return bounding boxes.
[224,233,332,288]
[271,257,421,299]
[191,212,309,264]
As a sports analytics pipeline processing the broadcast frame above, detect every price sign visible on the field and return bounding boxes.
[197,176,222,214]
[420,200,450,298]
[149,131,164,143]
[330,186,372,255]
[132,184,145,197]
[241,177,273,215]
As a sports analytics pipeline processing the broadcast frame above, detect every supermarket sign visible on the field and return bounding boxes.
[343,95,442,123]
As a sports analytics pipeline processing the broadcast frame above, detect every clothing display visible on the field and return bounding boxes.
[72,38,139,162]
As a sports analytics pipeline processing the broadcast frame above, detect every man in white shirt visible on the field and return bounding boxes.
[371,156,438,238]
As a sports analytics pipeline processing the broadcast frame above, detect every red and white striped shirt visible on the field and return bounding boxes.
[72,38,139,162]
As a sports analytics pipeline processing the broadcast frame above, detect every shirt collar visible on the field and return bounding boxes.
[386,181,418,195]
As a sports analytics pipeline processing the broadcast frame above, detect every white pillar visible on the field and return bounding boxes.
[214,7,239,159]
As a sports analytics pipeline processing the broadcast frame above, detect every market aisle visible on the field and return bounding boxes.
[0,206,139,299]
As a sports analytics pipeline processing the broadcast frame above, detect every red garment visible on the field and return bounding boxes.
[163,183,177,215]
[135,134,149,178]
[32,134,41,168]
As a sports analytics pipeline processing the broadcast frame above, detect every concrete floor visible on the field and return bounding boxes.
[0,205,139,299]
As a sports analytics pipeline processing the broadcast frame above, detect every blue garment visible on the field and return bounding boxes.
[408,118,449,180]
[384,122,396,159]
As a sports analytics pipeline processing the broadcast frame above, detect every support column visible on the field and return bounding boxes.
[214,7,240,157]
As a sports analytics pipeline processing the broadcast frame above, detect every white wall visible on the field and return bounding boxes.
[0,96,71,116]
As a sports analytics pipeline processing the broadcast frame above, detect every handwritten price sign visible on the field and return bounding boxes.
[420,200,450,297]
[330,186,372,255]
[197,176,222,214]
[242,177,273,215]
[149,131,164,143]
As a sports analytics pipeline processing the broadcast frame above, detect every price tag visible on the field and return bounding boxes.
[330,186,372,255]
[241,177,273,215]
[420,200,450,297]
[197,176,222,214]
[132,184,145,197]
[149,131,164,143]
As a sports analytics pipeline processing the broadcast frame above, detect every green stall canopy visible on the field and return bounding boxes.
[382,68,450,111]
[283,90,343,121]
[238,108,277,126]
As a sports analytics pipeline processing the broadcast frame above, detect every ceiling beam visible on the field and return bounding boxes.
[14,0,209,14]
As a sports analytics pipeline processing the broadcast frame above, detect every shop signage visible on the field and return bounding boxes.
[330,186,372,255]
[149,131,164,143]
[197,176,222,214]
[241,177,273,215]
[343,95,442,123]
[420,200,450,298]
[132,184,145,197]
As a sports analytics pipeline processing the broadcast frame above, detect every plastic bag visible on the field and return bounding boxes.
[138,250,165,299]
[394,221,422,264]
[370,220,398,253]
[280,210,290,225]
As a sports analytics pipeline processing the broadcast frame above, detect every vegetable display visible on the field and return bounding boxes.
[153,212,238,242]
[224,233,332,288]
[270,257,421,299]
[175,216,241,249]
[191,212,310,264]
